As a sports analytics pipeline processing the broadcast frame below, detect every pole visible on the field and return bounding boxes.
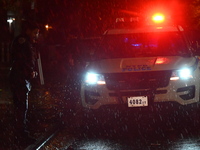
[37,52,44,85]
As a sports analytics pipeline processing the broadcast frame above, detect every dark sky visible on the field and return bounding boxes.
[0,0,193,42]
[35,0,190,37]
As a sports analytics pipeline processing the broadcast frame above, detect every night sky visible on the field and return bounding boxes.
[0,0,196,42]
[34,0,191,38]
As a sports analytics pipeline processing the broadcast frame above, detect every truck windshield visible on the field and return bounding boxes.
[96,32,190,59]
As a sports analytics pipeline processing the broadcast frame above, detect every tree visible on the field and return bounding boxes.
[1,0,35,37]
[188,0,200,29]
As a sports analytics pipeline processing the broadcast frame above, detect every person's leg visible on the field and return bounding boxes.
[12,86,29,135]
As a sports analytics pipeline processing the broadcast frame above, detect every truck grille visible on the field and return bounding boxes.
[104,71,171,90]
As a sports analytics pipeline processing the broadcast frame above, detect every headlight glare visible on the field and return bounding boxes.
[179,68,192,79]
[85,72,105,85]
[170,68,193,81]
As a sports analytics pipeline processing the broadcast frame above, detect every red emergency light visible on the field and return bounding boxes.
[152,13,165,23]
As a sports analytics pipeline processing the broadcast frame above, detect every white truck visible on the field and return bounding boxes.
[80,13,200,110]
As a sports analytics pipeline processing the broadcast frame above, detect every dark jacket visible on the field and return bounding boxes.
[10,34,38,81]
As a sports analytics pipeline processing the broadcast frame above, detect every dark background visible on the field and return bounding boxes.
[0,0,198,43]
[0,0,200,79]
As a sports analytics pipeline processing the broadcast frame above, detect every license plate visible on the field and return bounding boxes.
[128,96,148,107]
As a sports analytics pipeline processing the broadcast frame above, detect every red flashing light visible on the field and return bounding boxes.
[155,57,169,64]
[152,13,165,23]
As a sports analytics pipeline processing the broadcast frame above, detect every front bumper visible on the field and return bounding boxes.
[81,79,200,110]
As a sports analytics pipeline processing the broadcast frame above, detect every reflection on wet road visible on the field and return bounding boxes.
[1,66,200,149]
[45,105,200,150]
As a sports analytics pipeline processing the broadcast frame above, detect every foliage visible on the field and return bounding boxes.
[1,0,32,11]
[189,0,200,28]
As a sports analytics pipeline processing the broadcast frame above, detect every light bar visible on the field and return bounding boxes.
[152,13,165,23]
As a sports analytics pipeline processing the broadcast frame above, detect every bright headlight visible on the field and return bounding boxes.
[170,68,193,80]
[179,68,192,79]
[85,72,106,85]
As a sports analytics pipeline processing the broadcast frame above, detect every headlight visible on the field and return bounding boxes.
[170,68,193,80]
[85,72,106,85]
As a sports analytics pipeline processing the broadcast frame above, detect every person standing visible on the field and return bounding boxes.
[9,21,39,145]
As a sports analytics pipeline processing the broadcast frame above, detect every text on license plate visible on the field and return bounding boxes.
[128,96,148,107]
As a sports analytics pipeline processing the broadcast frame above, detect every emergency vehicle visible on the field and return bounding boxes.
[80,13,200,110]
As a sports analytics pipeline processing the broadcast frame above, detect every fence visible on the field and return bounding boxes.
[0,42,10,63]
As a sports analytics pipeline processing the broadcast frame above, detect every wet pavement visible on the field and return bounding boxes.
[2,61,200,150]
[0,63,76,149]
[43,104,200,150]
